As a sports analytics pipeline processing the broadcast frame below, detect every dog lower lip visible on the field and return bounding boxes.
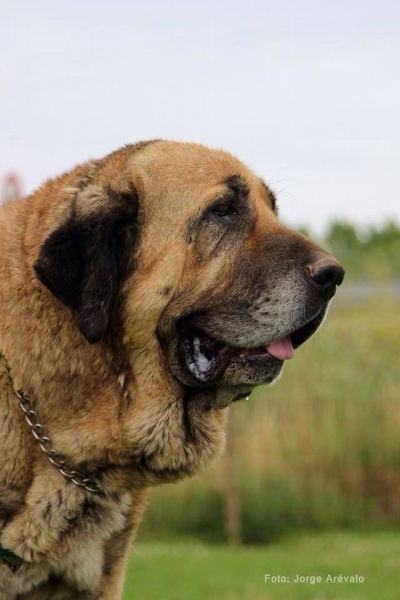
[178,326,278,385]
[178,306,326,384]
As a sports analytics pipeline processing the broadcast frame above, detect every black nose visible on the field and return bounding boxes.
[307,260,345,295]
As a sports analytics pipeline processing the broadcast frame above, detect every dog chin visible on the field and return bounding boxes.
[220,354,284,387]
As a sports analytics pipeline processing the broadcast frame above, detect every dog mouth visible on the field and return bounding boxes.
[177,310,325,386]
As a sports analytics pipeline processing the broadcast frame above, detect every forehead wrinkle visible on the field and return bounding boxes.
[201,174,248,209]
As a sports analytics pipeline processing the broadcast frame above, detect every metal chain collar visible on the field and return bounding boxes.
[1,353,100,494]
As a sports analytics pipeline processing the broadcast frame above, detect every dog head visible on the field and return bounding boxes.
[35,141,344,400]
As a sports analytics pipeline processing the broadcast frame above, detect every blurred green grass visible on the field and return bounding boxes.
[123,531,400,600]
[141,293,400,543]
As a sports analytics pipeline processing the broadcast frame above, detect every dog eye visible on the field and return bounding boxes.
[210,201,236,218]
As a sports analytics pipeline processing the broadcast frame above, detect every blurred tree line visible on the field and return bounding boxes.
[299,220,400,281]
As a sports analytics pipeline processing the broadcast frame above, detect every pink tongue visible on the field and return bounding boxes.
[266,336,294,360]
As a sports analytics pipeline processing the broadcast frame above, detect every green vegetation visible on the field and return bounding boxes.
[124,532,400,599]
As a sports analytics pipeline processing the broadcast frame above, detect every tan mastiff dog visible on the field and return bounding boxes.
[0,141,344,599]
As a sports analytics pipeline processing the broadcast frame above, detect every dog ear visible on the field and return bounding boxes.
[34,189,138,343]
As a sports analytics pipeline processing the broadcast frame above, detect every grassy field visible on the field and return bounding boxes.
[123,531,400,600]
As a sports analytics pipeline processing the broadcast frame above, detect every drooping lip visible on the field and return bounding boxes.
[177,309,325,385]
[178,325,233,383]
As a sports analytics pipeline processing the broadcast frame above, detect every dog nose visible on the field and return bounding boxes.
[307,259,345,295]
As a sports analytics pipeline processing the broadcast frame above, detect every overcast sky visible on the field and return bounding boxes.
[1,0,399,233]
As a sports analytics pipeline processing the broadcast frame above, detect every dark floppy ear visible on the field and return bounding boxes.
[34,192,138,343]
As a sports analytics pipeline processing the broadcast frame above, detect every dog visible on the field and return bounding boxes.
[0,140,344,599]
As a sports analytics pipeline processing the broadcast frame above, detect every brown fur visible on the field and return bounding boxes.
[0,141,343,599]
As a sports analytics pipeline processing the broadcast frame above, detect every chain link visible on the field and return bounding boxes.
[1,353,100,494]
